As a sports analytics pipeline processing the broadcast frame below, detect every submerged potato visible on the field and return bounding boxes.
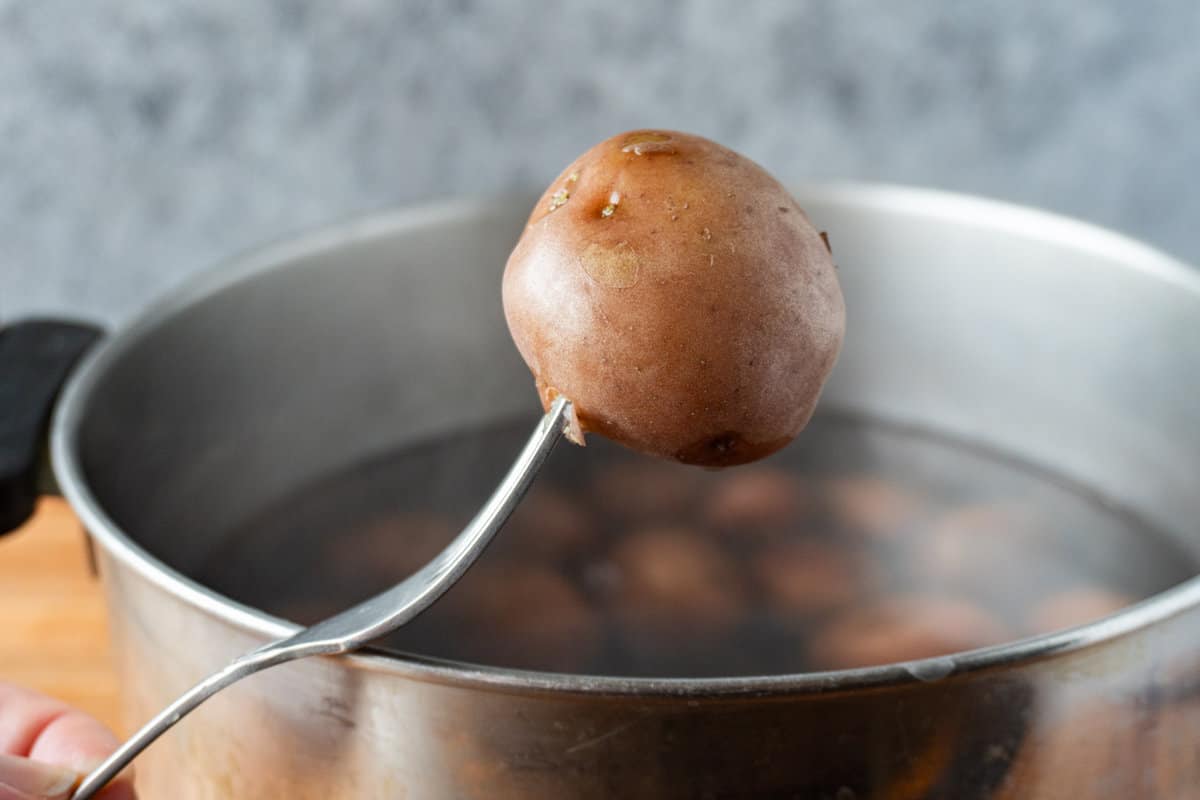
[809,594,1010,670]
[753,540,866,618]
[503,129,845,466]
[704,467,806,534]
[1027,587,1134,634]
[438,563,602,671]
[607,526,748,638]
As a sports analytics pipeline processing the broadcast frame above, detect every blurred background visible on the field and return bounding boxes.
[2,0,1198,325]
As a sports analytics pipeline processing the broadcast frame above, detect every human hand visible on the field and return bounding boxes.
[0,684,133,800]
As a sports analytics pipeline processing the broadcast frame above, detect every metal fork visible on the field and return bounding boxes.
[71,397,573,799]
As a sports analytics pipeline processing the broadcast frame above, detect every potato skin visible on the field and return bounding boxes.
[503,129,845,466]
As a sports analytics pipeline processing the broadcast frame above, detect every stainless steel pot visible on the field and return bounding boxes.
[4,184,1200,798]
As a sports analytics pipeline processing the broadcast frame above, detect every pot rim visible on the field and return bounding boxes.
[51,181,1200,697]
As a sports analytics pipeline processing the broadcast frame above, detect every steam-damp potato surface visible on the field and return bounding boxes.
[503,129,845,466]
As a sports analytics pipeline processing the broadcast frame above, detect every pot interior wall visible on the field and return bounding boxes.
[72,187,1200,588]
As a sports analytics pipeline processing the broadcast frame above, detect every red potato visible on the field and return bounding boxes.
[329,512,455,582]
[588,459,698,521]
[437,563,603,672]
[823,475,924,541]
[753,540,867,618]
[704,467,807,534]
[503,129,845,466]
[1027,587,1134,634]
[606,526,748,637]
[808,594,1011,670]
[504,485,598,562]
[915,503,1036,585]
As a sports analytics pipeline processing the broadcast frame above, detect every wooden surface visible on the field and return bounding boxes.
[0,498,122,732]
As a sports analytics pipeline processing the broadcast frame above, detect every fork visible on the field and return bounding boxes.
[71,397,573,799]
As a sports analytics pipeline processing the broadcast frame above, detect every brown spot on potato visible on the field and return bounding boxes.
[675,431,792,467]
[580,241,639,288]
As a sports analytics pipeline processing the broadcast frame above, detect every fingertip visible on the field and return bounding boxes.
[0,684,72,756]
[27,710,118,773]
[0,751,77,800]
[27,712,135,798]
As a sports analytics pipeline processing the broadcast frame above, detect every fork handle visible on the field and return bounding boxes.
[70,645,306,798]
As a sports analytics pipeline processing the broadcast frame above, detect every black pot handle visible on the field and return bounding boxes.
[0,320,104,534]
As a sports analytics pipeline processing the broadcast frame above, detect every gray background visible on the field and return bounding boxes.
[3,0,1198,325]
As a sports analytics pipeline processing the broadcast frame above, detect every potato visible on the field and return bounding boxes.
[329,512,455,583]
[605,526,748,638]
[808,594,1010,670]
[704,467,806,534]
[823,475,924,541]
[914,503,1037,586]
[1027,587,1134,635]
[588,459,698,522]
[436,563,603,672]
[503,129,845,466]
[753,540,867,619]
[503,485,598,563]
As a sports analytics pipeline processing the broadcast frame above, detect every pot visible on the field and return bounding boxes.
[3,184,1200,798]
